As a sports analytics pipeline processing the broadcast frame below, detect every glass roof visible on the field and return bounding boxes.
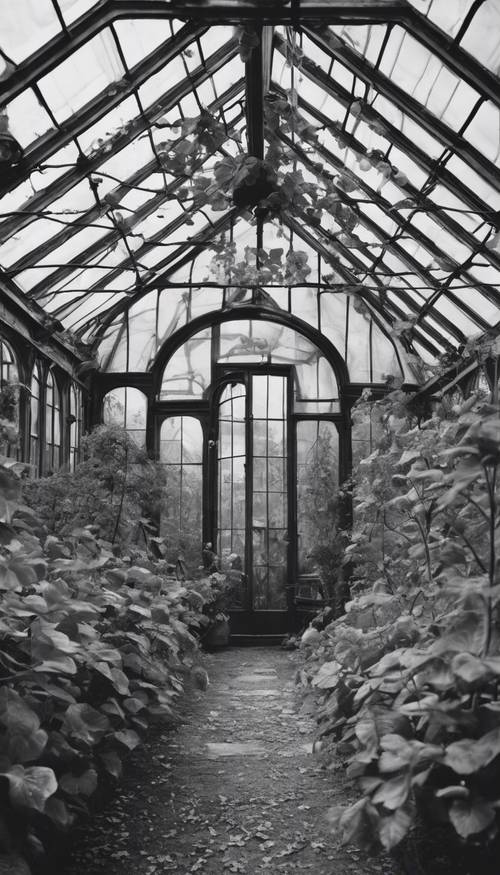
[0,0,499,379]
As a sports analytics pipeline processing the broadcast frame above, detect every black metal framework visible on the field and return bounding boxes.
[143,309,349,634]
[0,0,497,367]
[45,369,62,472]
[29,363,42,476]
[0,338,19,458]
[69,383,82,471]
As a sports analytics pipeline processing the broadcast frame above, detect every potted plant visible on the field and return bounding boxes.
[202,567,235,648]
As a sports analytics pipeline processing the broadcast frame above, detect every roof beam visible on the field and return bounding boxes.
[85,208,239,342]
[279,132,488,337]
[283,214,444,357]
[111,1,409,24]
[245,25,264,158]
[0,0,411,109]
[276,88,500,308]
[22,112,244,298]
[401,7,500,110]
[291,209,466,345]
[272,36,496,229]
[0,70,242,255]
[273,112,500,314]
[6,84,245,272]
[303,26,500,191]
[0,29,235,200]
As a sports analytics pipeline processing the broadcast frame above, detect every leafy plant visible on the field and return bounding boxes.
[0,440,218,870]
[301,383,500,867]
[23,424,165,549]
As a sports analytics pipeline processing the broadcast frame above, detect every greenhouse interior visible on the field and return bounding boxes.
[0,1,499,873]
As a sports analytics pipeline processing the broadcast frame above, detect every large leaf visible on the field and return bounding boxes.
[312,660,342,689]
[44,796,74,828]
[449,798,496,838]
[0,688,40,734]
[372,775,410,810]
[2,765,57,812]
[59,769,98,797]
[451,652,488,684]
[114,729,140,750]
[379,808,412,849]
[99,750,122,779]
[33,656,77,675]
[7,729,48,764]
[93,662,129,695]
[444,727,500,775]
[62,703,110,744]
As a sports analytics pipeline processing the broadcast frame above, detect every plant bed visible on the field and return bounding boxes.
[0,459,218,874]
[299,381,500,869]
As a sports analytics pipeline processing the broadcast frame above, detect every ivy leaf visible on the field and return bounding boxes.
[449,798,496,838]
[0,688,40,735]
[7,729,48,764]
[59,768,98,797]
[451,652,489,684]
[312,660,342,689]
[444,727,500,775]
[372,775,410,810]
[33,656,77,675]
[114,728,141,750]
[2,765,57,812]
[379,808,412,849]
[99,750,122,779]
[44,796,73,828]
[62,703,110,744]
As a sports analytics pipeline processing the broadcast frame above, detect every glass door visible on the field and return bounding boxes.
[251,374,288,612]
[216,370,291,634]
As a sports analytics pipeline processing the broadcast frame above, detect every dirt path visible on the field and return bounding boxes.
[62,647,400,875]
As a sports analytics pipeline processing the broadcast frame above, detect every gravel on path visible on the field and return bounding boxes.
[61,647,401,875]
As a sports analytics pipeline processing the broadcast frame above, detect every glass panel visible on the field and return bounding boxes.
[217,382,247,607]
[69,384,82,472]
[251,374,287,611]
[29,363,41,477]
[160,330,211,399]
[0,339,19,459]
[102,386,147,447]
[296,421,339,582]
[160,417,203,569]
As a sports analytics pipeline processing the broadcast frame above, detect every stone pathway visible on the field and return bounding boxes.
[62,648,400,875]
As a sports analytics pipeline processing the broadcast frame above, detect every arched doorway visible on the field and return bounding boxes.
[156,311,347,636]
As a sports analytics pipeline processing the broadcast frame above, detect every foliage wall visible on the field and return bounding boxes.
[23,425,165,550]
[0,415,215,872]
[301,385,500,864]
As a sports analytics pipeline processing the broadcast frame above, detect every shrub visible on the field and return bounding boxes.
[0,461,213,872]
[301,388,500,864]
[23,425,165,548]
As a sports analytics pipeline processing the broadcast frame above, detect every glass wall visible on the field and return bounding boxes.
[102,386,147,447]
[159,416,203,567]
[69,383,82,472]
[29,362,41,476]
[217,382,247,605]
[0,339,19,458]
[45,370,61,471]
[251,374,288,611]
[296,421,339,585]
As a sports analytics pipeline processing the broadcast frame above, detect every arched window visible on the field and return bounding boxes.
[159,416,203,566]
[29,363,41,476]
[102,386,147,447]
[45,370,62,472]
[69,383,82,471]
[0,339,19,458]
